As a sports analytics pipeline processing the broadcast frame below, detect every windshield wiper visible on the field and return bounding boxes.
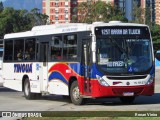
[110,38,128,60]
[110,38,126,53]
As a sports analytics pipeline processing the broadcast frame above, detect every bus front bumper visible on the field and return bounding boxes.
[90,80,154,98]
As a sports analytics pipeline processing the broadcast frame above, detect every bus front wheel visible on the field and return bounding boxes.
[70,81,85,105]
[119,96,135,104]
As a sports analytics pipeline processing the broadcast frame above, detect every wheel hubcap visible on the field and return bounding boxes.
[73,86,80,101]
[25,82,29,96]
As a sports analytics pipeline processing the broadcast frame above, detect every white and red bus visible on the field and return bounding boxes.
[2,21,155,105]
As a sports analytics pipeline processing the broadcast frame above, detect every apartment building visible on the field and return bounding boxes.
[42,0,115,24]
[141,0,155,23]
[42,0,156,24]
[155,0,160,24]
[42,0,72,24]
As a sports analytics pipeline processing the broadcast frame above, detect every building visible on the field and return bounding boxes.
[42,0,115,24]
[42,0,156,24]
[141,0,155,24]
[42,0,73,24]
[155,0,160,25]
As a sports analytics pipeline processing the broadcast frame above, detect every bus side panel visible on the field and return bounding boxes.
[48,80,69,95]
[47,62,69,95]
[30,80,41,93]
[3,63,38,92]
[47,62,83,96]
[29,63,41,93]
[3,80,22,91]
[3,63,22,91]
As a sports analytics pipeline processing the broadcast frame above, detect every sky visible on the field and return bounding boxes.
[1,0,6,2]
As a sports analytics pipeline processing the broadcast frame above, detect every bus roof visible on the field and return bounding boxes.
[4,22,148,39]
[4,23,89,39]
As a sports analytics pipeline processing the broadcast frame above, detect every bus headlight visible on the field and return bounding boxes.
[96,75,109,86]
[146,75,154,85]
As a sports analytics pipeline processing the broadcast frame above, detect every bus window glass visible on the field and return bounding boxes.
[50,36,62,60]
[156,51,160,61]
[97,38,152,74]
[25,38,36,60]
[0,49,3,58]
[63,34,77,60]
[4,40,13,60]
[14,39,24,61]
[95,26,152,74]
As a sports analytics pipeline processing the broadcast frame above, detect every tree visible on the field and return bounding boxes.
[28,8,48,26]
[0,7,48,38]
[72,1,127,23]
[0,2,4,12]
[151,25,160,52]
[132,1,145,24]
[132,1,154,27]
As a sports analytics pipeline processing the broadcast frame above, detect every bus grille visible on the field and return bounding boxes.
[112,87,144,96]
[107,75,147,80]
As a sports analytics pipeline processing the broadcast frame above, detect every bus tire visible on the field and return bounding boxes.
[120,96,135,104]
[24,79,35,99]
[35,93,42,99]
[70,81,85,105]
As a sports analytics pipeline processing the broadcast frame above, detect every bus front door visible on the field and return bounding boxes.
[39,42,49,92]
[83,40,91,95]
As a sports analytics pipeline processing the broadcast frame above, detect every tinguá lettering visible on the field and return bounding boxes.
[14,64,32,73]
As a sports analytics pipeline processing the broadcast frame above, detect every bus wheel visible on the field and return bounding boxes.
[70,81,85,105]
[24,79,35,99]
[120,96,135,104]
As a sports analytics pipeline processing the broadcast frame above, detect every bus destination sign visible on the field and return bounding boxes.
[101,29,140,35]
[95,26,149,37]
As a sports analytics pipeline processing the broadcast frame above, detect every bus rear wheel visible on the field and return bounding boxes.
[24,79,41,99]
[70,81,85,105]
[120,96,135,104]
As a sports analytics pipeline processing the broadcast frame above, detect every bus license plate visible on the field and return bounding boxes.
[123,92,134,96]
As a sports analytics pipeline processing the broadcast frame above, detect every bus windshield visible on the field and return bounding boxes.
[95,26,153,75]
[96,38,152,74]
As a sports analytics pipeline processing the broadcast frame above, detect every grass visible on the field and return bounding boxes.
[23,117,160,120]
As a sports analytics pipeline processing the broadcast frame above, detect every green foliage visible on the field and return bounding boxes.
[151,24,160,51]
[71,1,127,23]
[0,2,4,12]
[0,7,48,38]
[132,1,144,24]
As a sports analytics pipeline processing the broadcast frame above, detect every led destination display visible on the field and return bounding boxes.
[95,26,150,37]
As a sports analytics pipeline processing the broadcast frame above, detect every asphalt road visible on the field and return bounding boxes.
[0,68,160,111]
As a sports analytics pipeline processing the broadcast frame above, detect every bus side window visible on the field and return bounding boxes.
[4,40,13,61]
[25,38,36,60]
[63,34,77,60]
[51,36,62,60]
[14,39,24,61]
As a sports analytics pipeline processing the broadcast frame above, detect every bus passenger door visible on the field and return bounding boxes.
[39,42,49,92]
[82,40,91,94]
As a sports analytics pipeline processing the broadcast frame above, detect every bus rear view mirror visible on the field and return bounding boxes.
[156,50,160,61]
